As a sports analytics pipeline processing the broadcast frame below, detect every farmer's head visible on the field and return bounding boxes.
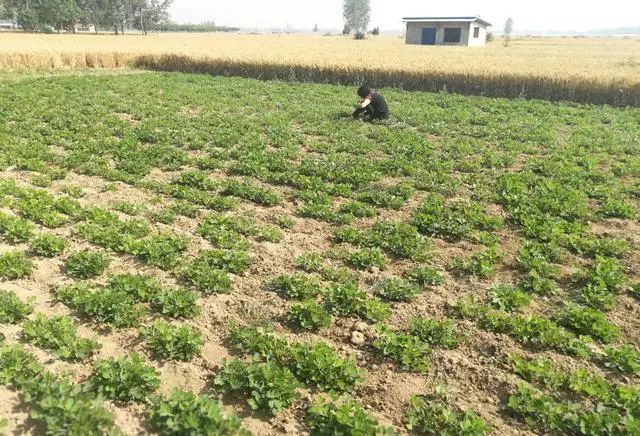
[357,84,371,98]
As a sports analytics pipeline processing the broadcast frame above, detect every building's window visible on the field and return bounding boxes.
[474,27,480,38]
[444,27,462,43]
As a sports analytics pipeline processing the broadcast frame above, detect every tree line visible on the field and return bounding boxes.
[0,0,173,34]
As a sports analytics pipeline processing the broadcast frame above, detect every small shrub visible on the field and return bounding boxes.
[191,249,250,275]
[213,359,300,416]
[452,245,503,279]
[256,225,283,243]
[344,248,387,271]
[0,290,33,323]
[372,325,431,372]
[151,288,200,319]
[287,300,332,331]
[0,250,34,279]
[88,353,160,403]
[295,253,324,272]
[307,395,391,435]
[324,283,389,323]
[406,266,444,287]
[406,393,491,435]
[181,262,232,295]
[488,284,532,312]
[140,320,204,361]
[375,278,421,302]
[29,234,67,257]
[409,317,463,349]
[22,314,100,362]
[147,389,248,436]
[133,234,189,269]
[0,214,34,243]
[556,304,620,343]
[602,345,640,375]
[64,250,110,279]
[269,274,323,300]
[106,273,161,303]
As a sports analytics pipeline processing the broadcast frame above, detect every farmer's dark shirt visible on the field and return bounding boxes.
[367,92,389,119]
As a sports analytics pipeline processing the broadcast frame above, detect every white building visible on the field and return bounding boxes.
[402,16,492,47]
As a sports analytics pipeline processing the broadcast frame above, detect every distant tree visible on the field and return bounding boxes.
[343,0,369,39]
[342,23,350,35]
[371,26,379,35]
[486,31,494,42]
[504,17,514,46]
[313,23,318,32]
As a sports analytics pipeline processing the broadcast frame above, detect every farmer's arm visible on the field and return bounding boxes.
[352,98,372,118]
[358,98,371,108]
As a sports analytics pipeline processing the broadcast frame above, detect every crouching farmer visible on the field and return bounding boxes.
[352,85,389,121]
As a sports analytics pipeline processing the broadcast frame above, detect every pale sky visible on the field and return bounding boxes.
[169,0,640,32]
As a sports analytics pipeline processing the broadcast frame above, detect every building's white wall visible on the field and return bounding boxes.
[405,21,488,47]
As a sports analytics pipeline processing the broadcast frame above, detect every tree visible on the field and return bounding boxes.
[342,23,350,35]
[342,0,369,39]
[371,26,379,35]
[504,17,514,47]
[313,23,318,32]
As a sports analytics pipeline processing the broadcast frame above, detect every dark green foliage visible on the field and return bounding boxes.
[487,284,531,312]
[405,266,444,287]
[602,345,640,375]
[190,249,251,275]
[409,317,463,348]
[344,247,387,271]
[0,250,34,279]
[221,180,283,206]
[22,314,100,361]
[452,245,503,279]
[414,194,502,241]
[375,278,422,302]
[133,233,189,269]
[213,359,300,415]
[88,353,160,403]
[147,390,248,436]
[372,325,431,372]
[406,392,491,435]
[106,273,162,302]
[0,290,33,323]
[29,233,67,257]
[140,320,204,361]
[181,262,232,295]
[294,253,324,272]
[324,283,389,323]
[555,304,620,343]
[151,288,200,319]
[269,274,323,300]
[64,250,110,279]
[56,282,146,328]
[287,300,332,331]
[307,395,392,436]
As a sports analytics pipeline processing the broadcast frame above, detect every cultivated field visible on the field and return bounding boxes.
[1,33,640,105]
[0,70,639,435]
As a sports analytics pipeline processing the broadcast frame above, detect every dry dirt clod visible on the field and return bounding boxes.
[350,331,365,345]
[352,321,368,333]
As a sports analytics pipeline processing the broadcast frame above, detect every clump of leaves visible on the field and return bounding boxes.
[88,353,160,403]
[64,250,110,279]
[269,274,323,300]
[106,273,161,303]
[307,395,392,436]
[22,314,100,361]
[602,345,640,375]
[406,390,491,435]
[151,288,200,319]
[190,249,251,275]
[0,250,34,279]
[555,304,620,344]
[409,317,464,349]
[29,233,67,257]
[140,320,204,361]
[287,300,332,331]
[452,245,503,279]
[181,261,232,295]
[375,278,422,302]
[372,325,431,372]
[147,389,248,436]
[405,265,444,287]
[256,225,284,243]
[0,214,34,243]
[56,282,146,328]
[275,215,295,229]
[344,248,387,271]
[295,252,324,272]
[324,283,389,323]
[0,290,33,323]
[133,233,189,269]
[488,284,532,312]
[213,359,300,416]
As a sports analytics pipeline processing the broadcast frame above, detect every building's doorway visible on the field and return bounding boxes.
[421,27,437,45]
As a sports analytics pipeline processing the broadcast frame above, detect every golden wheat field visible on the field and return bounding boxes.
[1,32,638,80]
[2,32,640,105]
